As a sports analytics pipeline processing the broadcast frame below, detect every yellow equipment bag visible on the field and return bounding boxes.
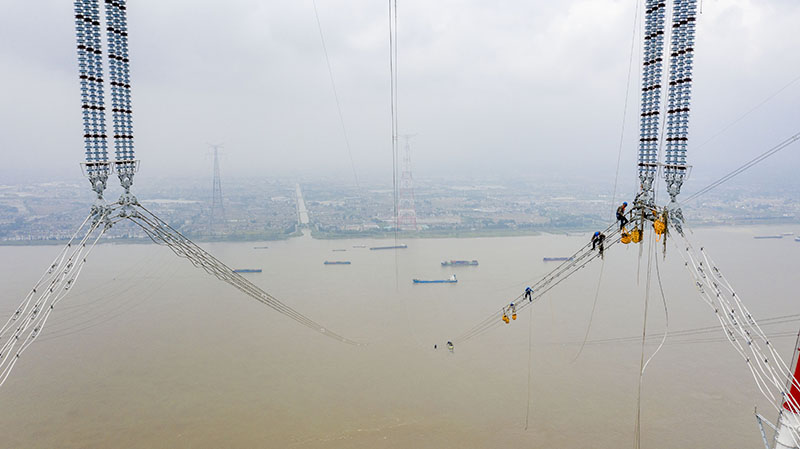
[502,314,510,324]
[621,230,631,244]
[631,228,642,243]
[654,219,666,238]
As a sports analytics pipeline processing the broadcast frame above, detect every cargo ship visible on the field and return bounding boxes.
[413,275,457,284]
[441,260,478,266]
[253,246,269,249]
[753,235,783,239]
[324,261,351,265]
[543,257,573,262]
[332,249,347,252]
[370,244,407,250]
[233,268,262,273]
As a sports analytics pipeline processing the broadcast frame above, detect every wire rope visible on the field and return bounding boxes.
[682,130,800,203]
[694,73,800,152]
[311,0,361,191]
[524,305,534,430]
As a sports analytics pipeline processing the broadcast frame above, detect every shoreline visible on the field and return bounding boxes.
[2,219,797,246]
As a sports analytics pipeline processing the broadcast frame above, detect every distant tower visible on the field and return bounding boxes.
[397,135,418,231]
[209,144,225,236]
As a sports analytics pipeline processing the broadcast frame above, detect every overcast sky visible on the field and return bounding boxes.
[0,0,798,193]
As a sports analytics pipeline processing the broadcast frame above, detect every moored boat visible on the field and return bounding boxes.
[413,274,457,284]
[370,244,408,250]
[441,260,478,266]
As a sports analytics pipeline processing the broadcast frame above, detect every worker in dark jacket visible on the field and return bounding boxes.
[616,202,629,230]
[591,231,606,258]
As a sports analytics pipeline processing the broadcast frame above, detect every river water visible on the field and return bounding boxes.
[0,225,798,448]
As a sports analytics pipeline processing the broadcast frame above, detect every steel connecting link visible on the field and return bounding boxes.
[128,204,361,346]
[678,235,800,447]
[663,0,697,234]
[104,0,137,194]
[636,0,666,209]
[74,0,110,201]
[0,209,118,387]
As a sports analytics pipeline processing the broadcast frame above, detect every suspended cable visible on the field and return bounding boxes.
[572,259,605,362]
[524,305,534,430]
[677,234,800,444]
[578,313,800,346]
[573,0,641,365]
[131,203,362,346]
[682,130,800,203]
[0,210,112,387]
[642,243,669,374]
[311,0,361,191]
[694,73,800,152]
[611,0,641,211]
[634,231,656,449]
[451,219,626,345]
[387,0,400,290]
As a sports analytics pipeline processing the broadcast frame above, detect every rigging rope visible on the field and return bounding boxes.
[524,305,534,430]
[694,73,800,152]
[311,0,361,191]
[634,231,656,449]
[611,0,642,211]
[682,130,800,203]
[572,259,605,362]
[387,0,400,290]
[576,0,641,363]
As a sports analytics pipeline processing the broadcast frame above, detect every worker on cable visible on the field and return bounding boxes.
[591,231,606,258]
[524,286,532,302]
[616,202,629,230]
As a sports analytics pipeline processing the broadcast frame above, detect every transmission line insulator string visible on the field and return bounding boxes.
[634,0,667,210]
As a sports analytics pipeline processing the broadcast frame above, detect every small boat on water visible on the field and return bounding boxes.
[253,246,269,249]
[324,261,351,265]
[754,235,783,239]
[332,249,347,252]
[233,268,262,273]
[413,274,457,284]
[543,257,573,262]
[370,244,408,250]
[352,245,367,248]
[441,260,478,266]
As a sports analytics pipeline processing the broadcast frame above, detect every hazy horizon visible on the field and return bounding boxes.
[1,1,799,191]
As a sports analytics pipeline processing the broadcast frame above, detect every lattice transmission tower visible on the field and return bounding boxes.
[397,135,418,231]
[209,144,226,236]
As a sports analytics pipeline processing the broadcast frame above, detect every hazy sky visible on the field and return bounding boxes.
[0,0,798,192]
